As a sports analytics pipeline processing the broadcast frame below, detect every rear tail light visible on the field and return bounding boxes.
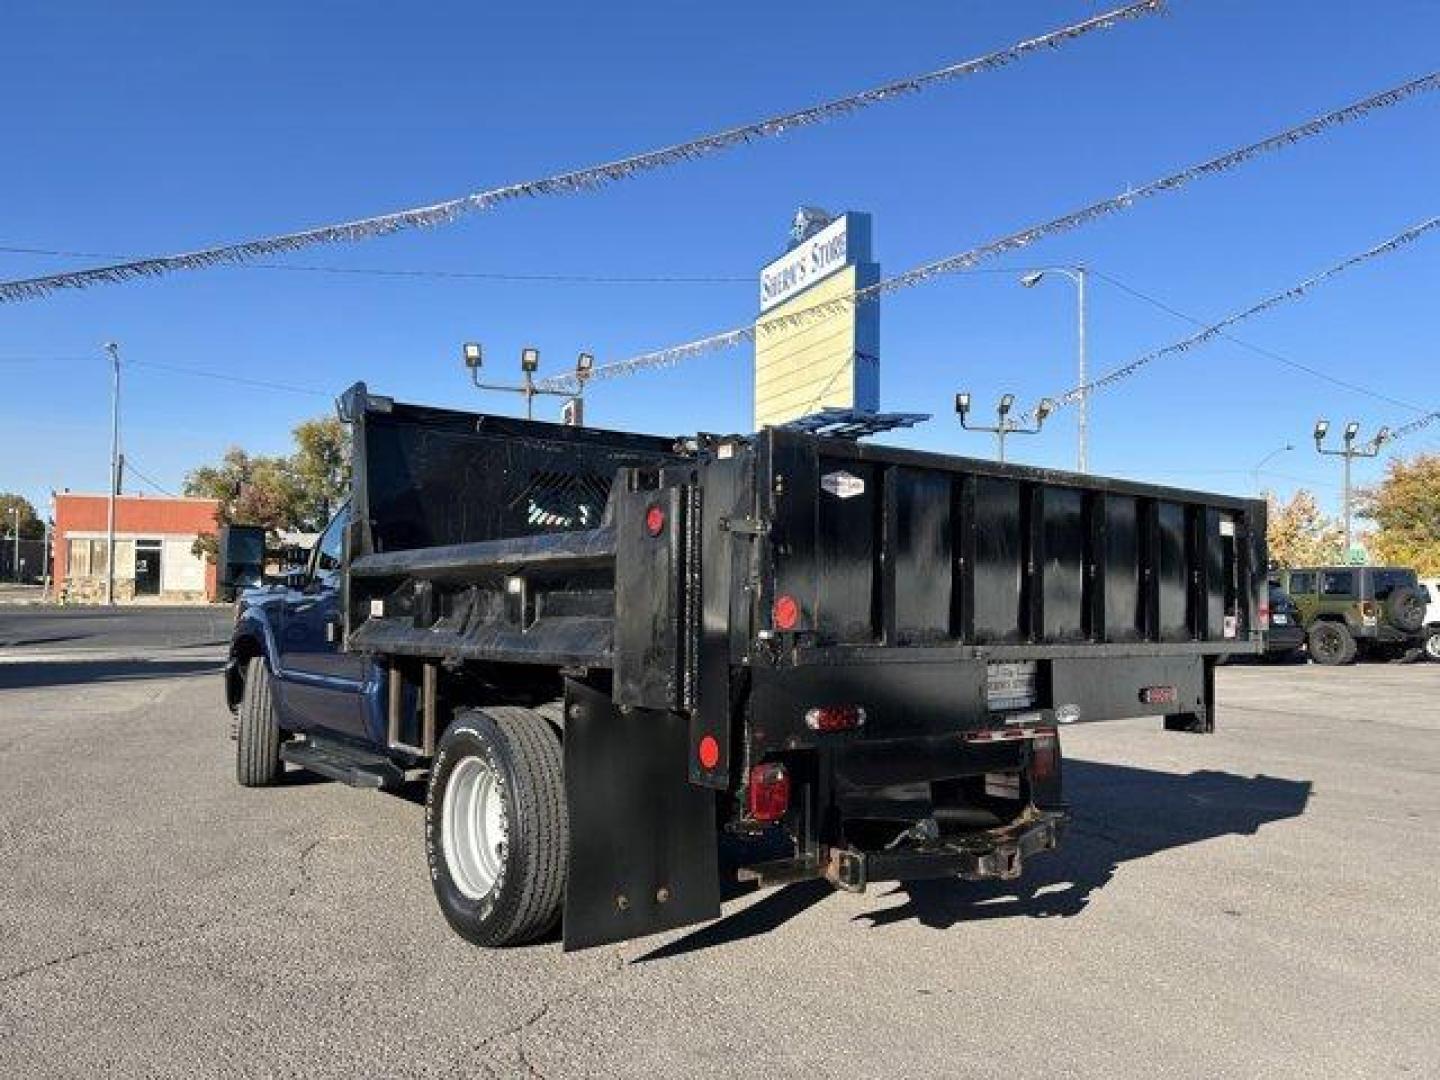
[1259,601,1271,629]
[644,504,666,537]
[747,763,790,823]
[804,704,866,732]
[1361,600,1379,618]
[773,593,800,631]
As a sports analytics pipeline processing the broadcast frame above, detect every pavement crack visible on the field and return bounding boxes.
[0,918,225,990]
[287,837,326,899]
[473,947,627,1073]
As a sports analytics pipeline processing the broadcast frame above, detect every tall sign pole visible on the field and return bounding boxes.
[105,342,121,605]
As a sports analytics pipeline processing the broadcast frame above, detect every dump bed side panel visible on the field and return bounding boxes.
[758,428,1265,653]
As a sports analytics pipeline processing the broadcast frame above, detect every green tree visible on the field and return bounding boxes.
[1356,452,1440,575]
[0,493,46,539]
[1266,489,1343,567]
[289,417,350,529]
[182,415,351,557]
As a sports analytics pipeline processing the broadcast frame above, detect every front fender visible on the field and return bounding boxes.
[225,608,283,711]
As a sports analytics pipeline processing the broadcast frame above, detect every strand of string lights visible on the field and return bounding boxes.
[0,1,1165,304]
[537,71,1440,392]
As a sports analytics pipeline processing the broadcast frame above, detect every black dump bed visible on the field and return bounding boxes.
[342,388,1266,678]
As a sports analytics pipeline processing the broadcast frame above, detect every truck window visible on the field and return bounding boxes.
[312,503,351,583]
[1370,569,1417,599]
[1320,570,1353,597]
[1288,571,1315,595]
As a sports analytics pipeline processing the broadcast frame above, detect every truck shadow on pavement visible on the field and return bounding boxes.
[639,760,1312,961]
[0,659,222,690]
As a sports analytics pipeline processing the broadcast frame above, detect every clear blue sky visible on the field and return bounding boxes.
[2,0,1436,523]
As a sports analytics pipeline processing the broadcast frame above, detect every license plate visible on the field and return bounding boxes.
[1272,613,1289,624]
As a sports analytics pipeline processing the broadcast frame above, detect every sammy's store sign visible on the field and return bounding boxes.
[759,214,858,313]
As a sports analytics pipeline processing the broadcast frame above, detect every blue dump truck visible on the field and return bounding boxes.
[226,384,1267,950]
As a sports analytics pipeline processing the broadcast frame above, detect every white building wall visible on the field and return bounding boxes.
[161,538,206,594]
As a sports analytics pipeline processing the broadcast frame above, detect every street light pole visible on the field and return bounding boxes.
[1250,443,1294,494]
[1313,419,1388,555]
[8,507,18,583]
[104,342,121,605]
[1020,265,1088,472]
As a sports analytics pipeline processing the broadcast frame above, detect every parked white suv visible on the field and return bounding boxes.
[1421,578,1440,661]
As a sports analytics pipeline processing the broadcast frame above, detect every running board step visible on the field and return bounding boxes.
[280,740,412,790]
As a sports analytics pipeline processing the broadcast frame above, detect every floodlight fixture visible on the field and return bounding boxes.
[1035,397,1056,422]
[1313,419,1330,442]
[998,393,1015,417]
[576,352,595,379]
[520,347,540,374]
[462,342,483,369]
[1343,420,1360,442]
[955,392,971,417]
[1019,270,1045,288]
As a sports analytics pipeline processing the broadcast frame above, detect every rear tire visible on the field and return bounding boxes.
[1424,629,1440,663]
[236,656,284,787]
[1307,622,1357,666]
[426,706,567,947]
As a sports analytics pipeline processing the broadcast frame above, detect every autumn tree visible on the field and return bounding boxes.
[1356,452,1440,575]
[289,417,350,527]
[0,493,46,539]
[1266,489,1343,568]
[183,417,352,557]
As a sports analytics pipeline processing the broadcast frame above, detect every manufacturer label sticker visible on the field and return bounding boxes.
[820,470,866,499]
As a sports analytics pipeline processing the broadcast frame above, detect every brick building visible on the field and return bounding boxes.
[53,493,220,603]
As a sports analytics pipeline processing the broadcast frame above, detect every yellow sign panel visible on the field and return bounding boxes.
[755,266,872,428]
[753,211,879,429]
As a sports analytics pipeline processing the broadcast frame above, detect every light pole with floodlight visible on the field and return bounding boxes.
[463,344,589,421]
[1313,419,1388,555]
[1020,265,1088,472]
[955,392,1056,463]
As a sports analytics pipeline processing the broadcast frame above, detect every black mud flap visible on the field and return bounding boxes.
[562,679,721,950]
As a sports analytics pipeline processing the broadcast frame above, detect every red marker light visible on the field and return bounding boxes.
[1139,685,1178,706]
[697,734,720,770]
[645,504,666,537]
[804,704,867,733]
[773,594,800,630]
[747,763,790,823]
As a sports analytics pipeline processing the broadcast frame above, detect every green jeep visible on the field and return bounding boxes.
[1272,565,1427,665]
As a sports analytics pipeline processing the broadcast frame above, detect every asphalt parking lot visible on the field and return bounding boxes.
[1,610,1437,1078]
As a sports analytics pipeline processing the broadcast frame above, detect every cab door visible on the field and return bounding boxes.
[276,504,371,741]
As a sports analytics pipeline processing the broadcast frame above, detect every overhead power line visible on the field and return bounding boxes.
[0,1,1165,304]
[539,72,1440,392]
[123,458,177,498]
[1087,268,1433,415]
[1025,216,1440,423]
[0,352,330,397]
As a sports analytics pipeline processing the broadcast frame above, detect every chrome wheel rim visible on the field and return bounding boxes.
[1426,633,1440,661]
[442,756,508,901]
